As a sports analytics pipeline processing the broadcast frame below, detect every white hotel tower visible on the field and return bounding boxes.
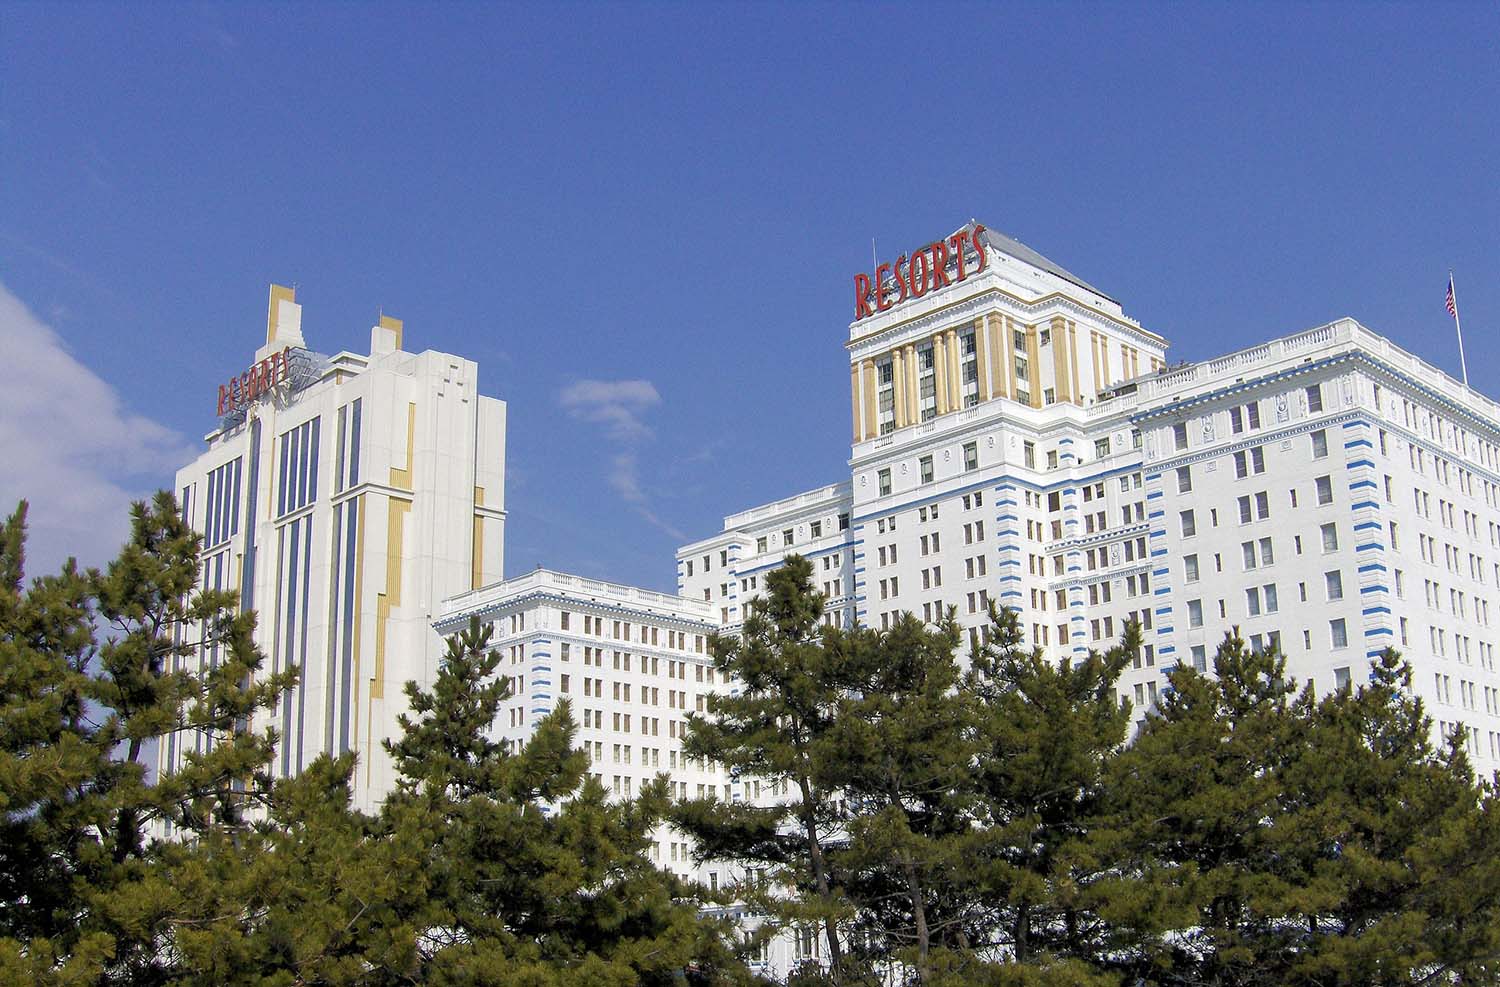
[679,221,1500,762]
[162,286,506,810]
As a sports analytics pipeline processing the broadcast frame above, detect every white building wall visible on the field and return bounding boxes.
[163,290,506,812]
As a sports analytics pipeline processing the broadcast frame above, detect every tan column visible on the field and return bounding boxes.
[1068,322,1082,404]
[1090,332,1100,391]
[945,329,961,409]
[974,317,991,402]
[933,334,950,416]
[1025,325,1041,408]
[904,343,919,423]
[988,314,1007,400]
[861,360,877,439]
[1051,317,1070,404]
[892,348,908,429]
[851,363,862,442]
[1100,334,1111,386]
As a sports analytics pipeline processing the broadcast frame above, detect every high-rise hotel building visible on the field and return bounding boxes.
[162,286,506,809]
[679,222,1500,762]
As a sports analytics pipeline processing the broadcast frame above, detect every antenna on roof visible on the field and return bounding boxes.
[872,238,877,271]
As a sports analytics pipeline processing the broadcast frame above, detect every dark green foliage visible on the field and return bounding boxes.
[673,555,859,982]
[382,616,748,987]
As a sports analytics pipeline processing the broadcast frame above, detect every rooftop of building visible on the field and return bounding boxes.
[437,566,716,630]
[971,222,1115,304]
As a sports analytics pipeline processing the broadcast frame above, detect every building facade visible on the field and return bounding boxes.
[163,285,507,809]
[680,222,1500,763]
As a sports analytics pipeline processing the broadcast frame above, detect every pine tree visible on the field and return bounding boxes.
[672,555,860,983]
[959,606,1132,984]
[0,493,294,986]
[816,610,974,987]
[382,617,748,986]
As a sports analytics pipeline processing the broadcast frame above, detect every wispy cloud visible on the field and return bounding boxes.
[558,378,684,540]
[0,281,196,576]
[559,378,661,442]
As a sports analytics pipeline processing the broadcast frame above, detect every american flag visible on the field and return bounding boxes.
[1447,276,1458,319]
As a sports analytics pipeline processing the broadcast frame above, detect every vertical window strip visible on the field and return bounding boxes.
[295,515,313,773]
[339,498,359,754]
[334,405,348,495]
[348,399,362,488]
[230,457,242,538]
[325,503,344,754]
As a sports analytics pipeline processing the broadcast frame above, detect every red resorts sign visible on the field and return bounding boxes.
[217,347,294,416]
[853,225,988,321]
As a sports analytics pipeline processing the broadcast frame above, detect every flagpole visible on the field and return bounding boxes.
[1452,270,1470,387]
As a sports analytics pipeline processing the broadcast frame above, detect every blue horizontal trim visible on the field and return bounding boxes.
[1151,548,1169,557]
[1154,586,1171,595]
[1341,420,1364,430]
[1344,438,1373,449]
[1353,521,1381,532]
[1358,562,1387,573]
[1158,625,1175,635]
[1154,606,1172,616]
[1347,458,1376,469]
[1356,542,1382,552]
[1349,478,1378,490]
[1362,605,1392,616]
[1148,510,1165,519]
[1351,500,1379,511]
[1360,583,1388,594]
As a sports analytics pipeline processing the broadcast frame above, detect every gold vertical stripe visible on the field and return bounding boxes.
[266,284,295,346]
[904,344,919,424]
[390,402,416,490]
[372,497,410,703]
[892,347,908,429]
[1068,322,1081,404]
[379,314,404,351]
[472,516,484,590]
[1051,317,1070,404]
[936,333,948,414]
[987,314,1005,400]
[861,360,877,439]
[1100,335,1111,386]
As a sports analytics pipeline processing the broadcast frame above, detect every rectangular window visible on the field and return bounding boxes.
[1321,522,1339,553]
[1306,384,1323,413]
[1325,570,1343,600]
[1330,617,1348,649]
[1188,599,1204,628]
[1316,475,1334,506]
[878,468,891,497]
[1184,554,1200,582]
[1180,510,1197,537]
[1311,429,1328,458]
[920,455,934,484]
[963,441,978,472]
[1173,422,1188,451]
[1177,466,1192,493]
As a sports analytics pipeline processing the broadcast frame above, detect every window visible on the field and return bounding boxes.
[1311,429,1328,458]
[1334,666,1352,690]
[1023,441,1036,469]
[1321,522,1339,553]
[963,442,978,471]
[1173,422,1188,451]
[1315,475,1334,506]
[1330,617,1348,649]
[878,468,891,497]
[1234,447,1265,477]
[1246,587,1262,617]
[1325,570,1343,600]
[1184,554,1200,582]
[839,512,850,531]
[919,455,934,484]
[1306,384,1323,413]
[1192,645,1208,672]
[1095,437,1111,458]
[756,536,767,554]
[1230,402,1261,434]
[1188,599,1204,628]
[1180,510,1197,537]
[1177,466,1192,493]
[810,520,822,538]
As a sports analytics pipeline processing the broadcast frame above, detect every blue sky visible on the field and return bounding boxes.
[2,3,1497,589]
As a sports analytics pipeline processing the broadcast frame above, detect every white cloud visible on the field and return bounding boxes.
[558,378,662,441]
[0,281,196,577]
[558,378,685,540]
[610,452,686,541]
